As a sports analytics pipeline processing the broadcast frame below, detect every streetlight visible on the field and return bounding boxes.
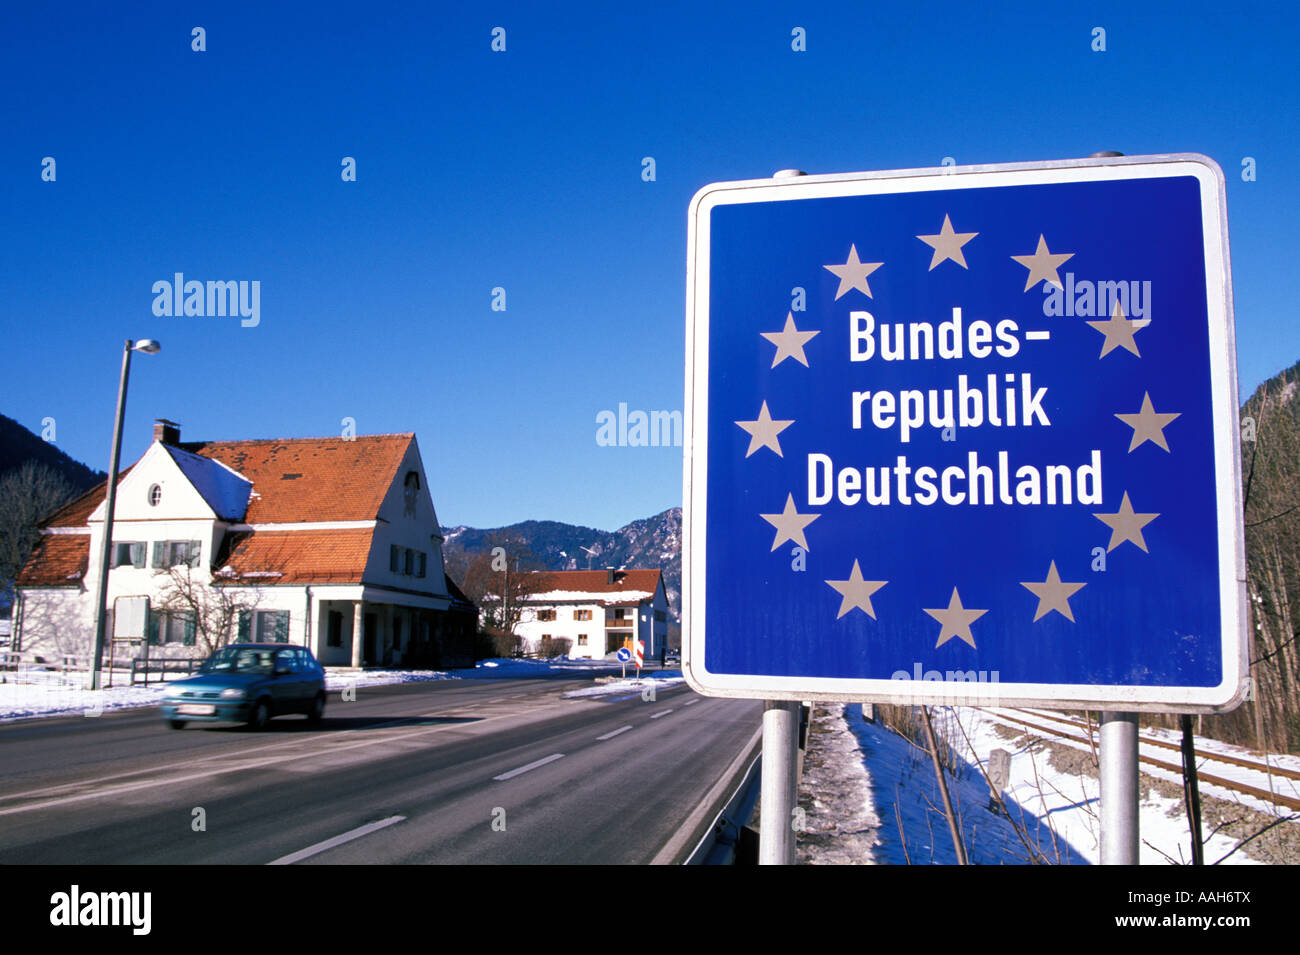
[89,339,161,690]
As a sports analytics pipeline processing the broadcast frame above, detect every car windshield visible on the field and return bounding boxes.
[200,647,276,675]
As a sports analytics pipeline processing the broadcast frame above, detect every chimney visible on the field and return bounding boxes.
[153,419,181,445]
[606,568,616,585]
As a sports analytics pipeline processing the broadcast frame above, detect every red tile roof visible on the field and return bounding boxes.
[16,535,89,587]
[40,465,135,529]
[217,529,376,584]
[182,434,413,523]
[38,434,413,528]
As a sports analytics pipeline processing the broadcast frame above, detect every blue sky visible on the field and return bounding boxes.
[2,2,1296,530]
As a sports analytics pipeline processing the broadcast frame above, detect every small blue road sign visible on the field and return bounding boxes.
[682,155,1246,711]
[616,647,633,663]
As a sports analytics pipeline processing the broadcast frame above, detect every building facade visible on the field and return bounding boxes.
[14,420,476,669]
[511,569,669,660]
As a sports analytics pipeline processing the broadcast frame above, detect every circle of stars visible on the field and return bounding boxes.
[735,202,1180,661]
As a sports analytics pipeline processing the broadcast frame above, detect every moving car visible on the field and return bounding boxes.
[160,643,326,730]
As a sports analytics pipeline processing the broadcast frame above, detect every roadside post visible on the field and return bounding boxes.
[617,645,631,680]
[683,155,1246,865]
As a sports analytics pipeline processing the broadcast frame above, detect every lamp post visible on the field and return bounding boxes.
[89,339,161,690]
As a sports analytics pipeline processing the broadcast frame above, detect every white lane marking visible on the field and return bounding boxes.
[596,725,632,741]
[493,753,565,781]
[267,815,406,865]
[650,709,673,719]
[1025,330,1050,341]
[684,699,699,706]
[0,706,549,817]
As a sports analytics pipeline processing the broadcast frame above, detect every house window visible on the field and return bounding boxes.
[537,609,556,622]
[152,540,201,569]
[404,549,413,576]
[148,484,162,506]
[416,552,426,578]
[403,471,420,517]
[240,610,290,643]
[149,610,196,646]
[112,542,146,568]
[327,611,343,648]
[612,608,628,620]
[574,609,592,621]
[654,610,666,623]
[577,634,588,646]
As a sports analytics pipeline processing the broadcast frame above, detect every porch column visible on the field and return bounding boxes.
[351,600,364,667]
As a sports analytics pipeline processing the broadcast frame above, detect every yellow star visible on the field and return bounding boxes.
[1115,392,1181,451]
[759,494,820,551]
[1011,235,1074,292]
[825,560,888,619]
[1094,492,1159,553]
[823,244,884,300]
[735,401,794,458]
[759,312,820,368]
[923,587,987,649]
[1086,301,1145,358]
[1020,561,1086,623]
[917,214,978,270]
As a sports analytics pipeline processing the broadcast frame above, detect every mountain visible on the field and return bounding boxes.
[0,413,104,490]
[442,507,683,620]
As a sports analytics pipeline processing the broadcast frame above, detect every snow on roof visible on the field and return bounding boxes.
[525,589,655,604]
[164,445,253,521]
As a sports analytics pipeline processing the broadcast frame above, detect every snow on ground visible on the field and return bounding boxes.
[992,708,1300,822]
[0,656,622,722]
[562,670,684,701]
[798,703,1275,865]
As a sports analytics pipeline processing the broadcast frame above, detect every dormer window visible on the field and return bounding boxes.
[148,484,162,506]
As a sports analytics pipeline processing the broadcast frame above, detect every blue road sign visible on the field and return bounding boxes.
[616,647,632,663]
[683,155,1247,711]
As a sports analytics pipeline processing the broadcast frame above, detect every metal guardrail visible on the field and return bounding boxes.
[130,657,201,685]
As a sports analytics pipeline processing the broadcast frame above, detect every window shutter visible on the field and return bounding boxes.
[416,552,426,578]
[238,610,250,642]
[152,541,165,569]
[390,545,399,572]
[183,614,196,646]
[132,543,146,568]
[189,541,202,568]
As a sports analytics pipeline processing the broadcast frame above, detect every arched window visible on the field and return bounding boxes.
[403,471,420,517]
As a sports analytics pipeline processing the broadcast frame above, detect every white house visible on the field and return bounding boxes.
[512,569,669,660]
[14,419,476,669]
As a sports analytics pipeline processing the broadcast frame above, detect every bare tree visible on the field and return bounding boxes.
[0,462,78,611]
[457,533,548,634]
[151,565,267,656]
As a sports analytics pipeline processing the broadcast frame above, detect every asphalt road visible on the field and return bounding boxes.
[0,675,763,864]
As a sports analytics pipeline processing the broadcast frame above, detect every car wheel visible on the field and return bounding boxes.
[308,693,325,724]
[169,720,187,730]
[246,700,270,731]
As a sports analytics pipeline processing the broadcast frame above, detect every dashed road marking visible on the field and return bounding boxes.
[267,815,406,865]
[493,753,565,781]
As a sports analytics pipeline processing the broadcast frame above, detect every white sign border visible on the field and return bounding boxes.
[682,153,1248,713]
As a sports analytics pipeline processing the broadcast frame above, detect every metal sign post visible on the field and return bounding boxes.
[759,700,799,864]
[682,154,1247,864]
[1100,711,1139,864]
